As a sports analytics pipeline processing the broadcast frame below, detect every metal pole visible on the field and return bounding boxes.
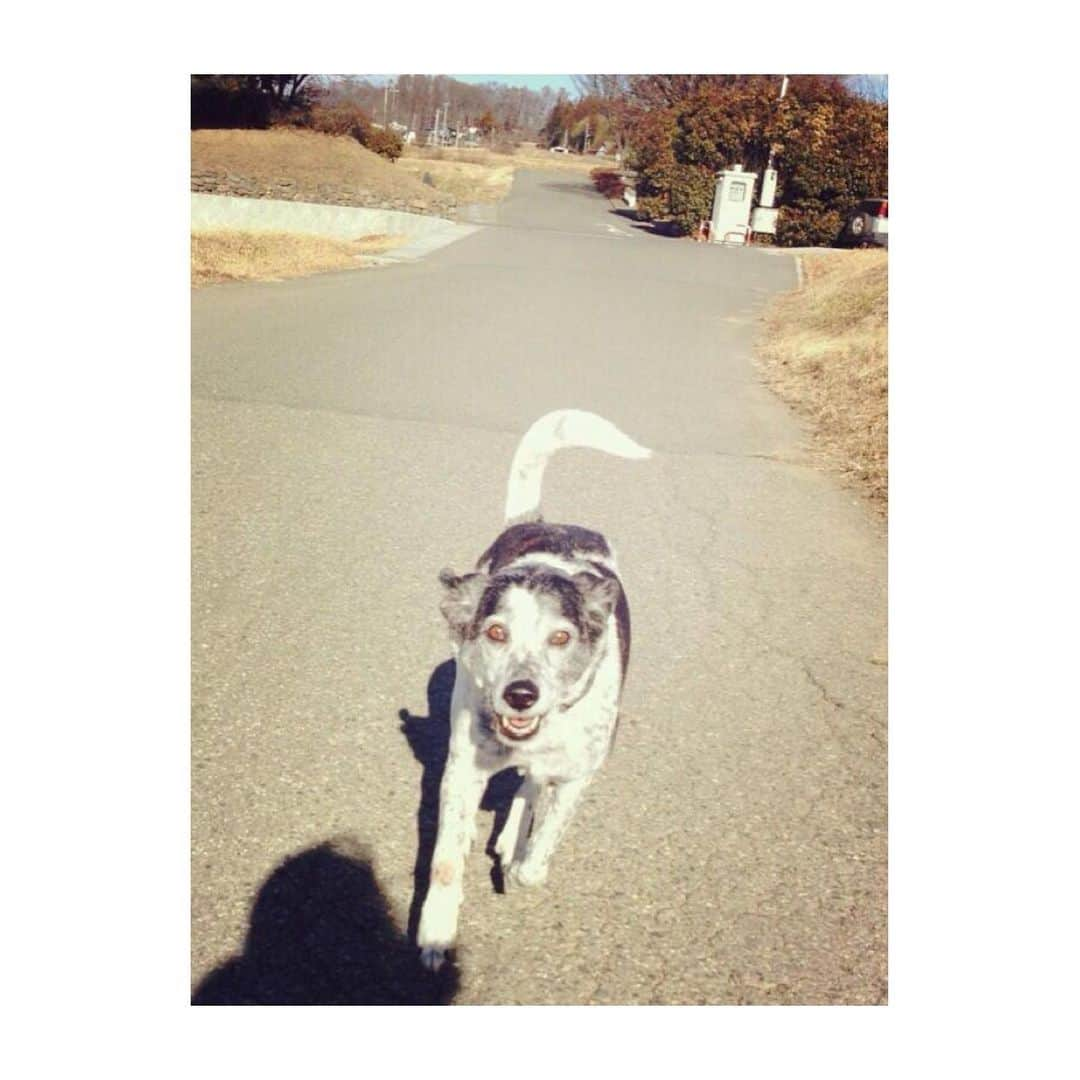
[766,75,788,173]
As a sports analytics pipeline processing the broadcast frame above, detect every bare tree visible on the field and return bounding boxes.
[258,75,311,107]
[572,74,633,101]
[843,74,889,103]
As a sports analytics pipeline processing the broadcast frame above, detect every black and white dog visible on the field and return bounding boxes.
[417,409,651,971]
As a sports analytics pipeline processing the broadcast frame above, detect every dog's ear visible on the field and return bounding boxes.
[573,573,621,634]
[438,568,488,639]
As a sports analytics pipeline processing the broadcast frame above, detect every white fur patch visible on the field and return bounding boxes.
[499,587,549,652]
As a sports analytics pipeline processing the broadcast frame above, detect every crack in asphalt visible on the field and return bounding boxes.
[802,664,846,711]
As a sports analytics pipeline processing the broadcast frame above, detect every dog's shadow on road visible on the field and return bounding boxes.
[191,836,457,1004]
[399,659,522,939]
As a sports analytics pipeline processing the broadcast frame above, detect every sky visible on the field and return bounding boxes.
[449,74,578,94]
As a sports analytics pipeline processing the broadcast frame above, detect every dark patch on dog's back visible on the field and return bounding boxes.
[477,522,611,574]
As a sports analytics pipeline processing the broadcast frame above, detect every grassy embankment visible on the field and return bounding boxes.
[757,250,888,511]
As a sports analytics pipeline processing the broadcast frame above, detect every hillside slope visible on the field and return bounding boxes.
[191,129,456,216]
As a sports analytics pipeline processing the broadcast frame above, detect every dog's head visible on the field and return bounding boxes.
[438,566,620,744]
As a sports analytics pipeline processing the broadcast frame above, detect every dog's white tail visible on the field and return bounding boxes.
[503,409,652,523]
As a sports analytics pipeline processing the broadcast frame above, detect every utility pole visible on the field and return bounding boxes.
[750,73,789,240]
[383,78,398,126]
[765,75,788,175]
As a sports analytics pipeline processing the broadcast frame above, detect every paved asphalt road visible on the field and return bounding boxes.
[191,169,887,1005]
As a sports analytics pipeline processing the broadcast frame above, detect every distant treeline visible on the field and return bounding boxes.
[191,74,559,142]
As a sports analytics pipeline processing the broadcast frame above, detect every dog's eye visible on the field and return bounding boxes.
[548,630,571,647]
[485,623,508,643]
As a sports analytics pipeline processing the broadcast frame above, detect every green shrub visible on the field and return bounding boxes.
[308,100,368,137]
[306,101,403,161]
[635,194,668,222]
[666,164,715,235]
[775,202,845,248]
[360,126,404,162]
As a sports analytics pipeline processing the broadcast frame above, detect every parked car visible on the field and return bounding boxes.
[837,198,888,248]
[549,145,569,153]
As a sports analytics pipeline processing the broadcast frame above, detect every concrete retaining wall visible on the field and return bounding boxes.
[191,193,479,260]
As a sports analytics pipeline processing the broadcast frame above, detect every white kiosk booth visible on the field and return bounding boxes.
[709,166,757,246]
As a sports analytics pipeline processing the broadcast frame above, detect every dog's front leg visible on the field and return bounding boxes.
[494,773,539,872]
[417,749,487,971]
[510,776,590,888]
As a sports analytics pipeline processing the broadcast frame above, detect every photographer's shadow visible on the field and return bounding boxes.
[399,659,522,942]
[192,836,457,1005]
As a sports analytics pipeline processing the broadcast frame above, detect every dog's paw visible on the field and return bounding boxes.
[419,946,448,973]
[509,859,549,888]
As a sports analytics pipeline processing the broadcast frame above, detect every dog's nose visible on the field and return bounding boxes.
[502,680,539,712]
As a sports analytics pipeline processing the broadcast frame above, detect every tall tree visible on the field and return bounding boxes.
[257,75,311,106]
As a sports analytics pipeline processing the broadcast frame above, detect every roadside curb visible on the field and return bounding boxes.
[190,193,481,262]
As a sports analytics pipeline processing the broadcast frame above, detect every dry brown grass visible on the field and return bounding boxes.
[405,142,603,171]
[398,142,608,201]
[191,230,405,286]
[508,143,612,173]
[757,249,888,510]
[397,150,516,203]
[191,128,441,204]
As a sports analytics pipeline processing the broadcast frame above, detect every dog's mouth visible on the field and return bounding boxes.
[495,713,543,741]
